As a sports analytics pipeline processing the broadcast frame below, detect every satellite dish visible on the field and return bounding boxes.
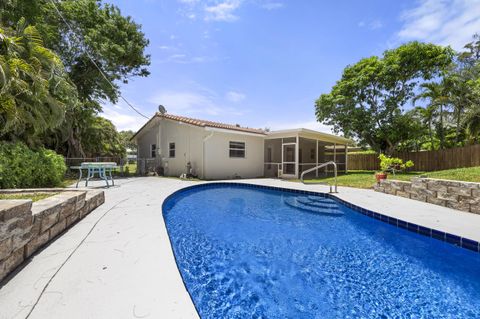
[158,105,167,114]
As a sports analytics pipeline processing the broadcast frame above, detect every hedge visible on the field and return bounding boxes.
[0,142,66,189]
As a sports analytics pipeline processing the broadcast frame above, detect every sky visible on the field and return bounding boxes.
[101,0,480,133]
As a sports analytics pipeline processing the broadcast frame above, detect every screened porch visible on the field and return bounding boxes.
[263,129,351,179]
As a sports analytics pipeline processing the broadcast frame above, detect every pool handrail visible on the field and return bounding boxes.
[300,161,338,193]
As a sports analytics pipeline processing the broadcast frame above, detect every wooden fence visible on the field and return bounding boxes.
[347,144,480,172]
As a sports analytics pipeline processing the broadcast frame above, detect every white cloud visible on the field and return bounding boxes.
[369,20,383,30]
[226,91,246,103]
[158,54,211,64]
[397,0,480,50]
[101,103,151,132]
[178,0,282,22]
[358,19,383,30]
[261,1,284,10]
[205,1,242,22]
[148,89,245,117]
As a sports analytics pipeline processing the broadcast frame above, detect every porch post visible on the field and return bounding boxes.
[315,139,319,178]
[281,138,284,177]
[345,144,348,173]
[333,143,336,163]
[295,135,300,179]
[331,143,336,175]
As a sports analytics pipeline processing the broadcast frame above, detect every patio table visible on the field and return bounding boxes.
[71,162,117,188]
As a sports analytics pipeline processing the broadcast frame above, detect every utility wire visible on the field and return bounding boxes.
[48,0,150,119]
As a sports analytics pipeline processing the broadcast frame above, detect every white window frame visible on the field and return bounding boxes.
[229,141,246,158]
[169,142,175,158]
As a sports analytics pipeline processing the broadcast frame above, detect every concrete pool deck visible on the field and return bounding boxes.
[0,177,479,319]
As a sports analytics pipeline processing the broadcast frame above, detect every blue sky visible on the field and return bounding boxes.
[101,0,480,133]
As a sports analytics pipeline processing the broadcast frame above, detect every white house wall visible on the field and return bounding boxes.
[137,125,158,159]
[160,120,206,176]
[159,119,207,178]
[204,132,264,180]
[136,119,206,177]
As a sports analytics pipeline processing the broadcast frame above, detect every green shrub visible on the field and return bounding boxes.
[0,142,66,188]
[378,154,414,174]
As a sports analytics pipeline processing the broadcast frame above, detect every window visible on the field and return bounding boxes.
[169,142,175,158]
[229,141,245,158]
[150,144,156,158]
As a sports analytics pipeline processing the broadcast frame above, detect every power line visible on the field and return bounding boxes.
[48,0,150,119]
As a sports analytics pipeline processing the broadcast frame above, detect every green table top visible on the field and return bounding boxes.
[70,163,118,169]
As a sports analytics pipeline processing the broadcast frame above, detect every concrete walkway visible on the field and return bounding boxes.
[0,177,479,319]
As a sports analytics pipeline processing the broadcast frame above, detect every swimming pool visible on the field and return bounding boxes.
[163,183,480,318]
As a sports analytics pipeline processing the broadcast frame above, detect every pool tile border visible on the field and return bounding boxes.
[163,182,480,254]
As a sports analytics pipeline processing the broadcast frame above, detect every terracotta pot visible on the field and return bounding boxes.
[375,172,387,183]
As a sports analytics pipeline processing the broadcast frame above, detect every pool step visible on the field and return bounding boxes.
[284,197,343,216]
[307,195,334,202]
[297,196,338,209]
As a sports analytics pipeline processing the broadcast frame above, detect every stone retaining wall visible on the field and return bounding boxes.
[375,178,480,214]
[0,190,104,282]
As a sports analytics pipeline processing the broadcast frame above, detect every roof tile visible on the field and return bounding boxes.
[159,113,266,135]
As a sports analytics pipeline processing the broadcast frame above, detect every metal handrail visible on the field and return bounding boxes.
[300,161,338,193]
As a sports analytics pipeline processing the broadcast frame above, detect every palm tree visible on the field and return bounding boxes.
[463,105,480,143]
[0,18,76,146]
[414,81,451,149]
[462,83,480,143]
[413,105,436,150]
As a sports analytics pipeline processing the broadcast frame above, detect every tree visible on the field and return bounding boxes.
[397,107,433,151]
[413,80,452,149]
[0,0,150,157]
[462,80,480,143]
[315,42,454,154]
[414,105,437,150]
[447,34,480,144]
[81,116,125,157]
[118,130,137,151]
[0,19,77,146]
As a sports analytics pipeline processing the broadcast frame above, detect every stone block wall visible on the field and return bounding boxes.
[0,190,104,282]
[375,178,480,214]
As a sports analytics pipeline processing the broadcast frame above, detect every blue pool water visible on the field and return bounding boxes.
[163,184,480,319]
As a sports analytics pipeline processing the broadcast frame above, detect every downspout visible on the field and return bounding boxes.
[202,130,214,179]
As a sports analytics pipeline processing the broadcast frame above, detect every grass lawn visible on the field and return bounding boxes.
[60,178,78,187]
[115,163,137,175]
[0,192,58,202]
[297,166,480,189]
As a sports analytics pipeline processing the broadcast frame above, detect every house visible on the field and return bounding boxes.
[132,112,351,180]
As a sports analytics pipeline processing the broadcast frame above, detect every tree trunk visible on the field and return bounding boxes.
[67,127,85,158]
[455,108,462,144]
[429,119,434,151]
[439,104,445,149]
[385,139,395,156]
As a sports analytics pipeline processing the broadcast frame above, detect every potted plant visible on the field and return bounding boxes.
[376,154,414,183]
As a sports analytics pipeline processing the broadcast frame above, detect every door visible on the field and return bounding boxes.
[282,143,296,178]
